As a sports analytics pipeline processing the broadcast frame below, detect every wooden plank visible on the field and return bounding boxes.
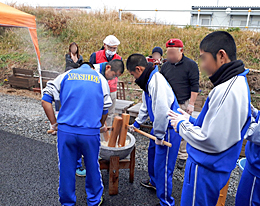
[99,158,131,170]
[129,146,135,183]
[216,179,230,206]
[9,68,35,89]
[109,156,120,195]
[99,159,110,170]
[9,75,35,88]
[13,68,34,77]
[41,70,60,79]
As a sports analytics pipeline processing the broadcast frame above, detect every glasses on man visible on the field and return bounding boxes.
[107,45,118,51]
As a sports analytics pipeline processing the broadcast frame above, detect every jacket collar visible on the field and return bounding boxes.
[209,60,245,87]
[135,63,155,93]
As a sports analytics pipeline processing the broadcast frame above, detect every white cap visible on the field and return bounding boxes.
[103,35,120,46]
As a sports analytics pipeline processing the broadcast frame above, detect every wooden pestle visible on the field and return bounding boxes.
[108,116,123,147]
[118,113,130,147]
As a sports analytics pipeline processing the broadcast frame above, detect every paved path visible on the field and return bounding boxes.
[0,130,235,206]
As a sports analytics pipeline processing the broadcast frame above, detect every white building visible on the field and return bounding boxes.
[190,6,260,30]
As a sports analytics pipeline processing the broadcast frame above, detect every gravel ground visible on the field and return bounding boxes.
[0,93,240,205]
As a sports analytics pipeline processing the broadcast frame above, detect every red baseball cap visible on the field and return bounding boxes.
[166,39,183,48]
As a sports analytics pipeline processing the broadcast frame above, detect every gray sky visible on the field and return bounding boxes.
[3,0,260,25]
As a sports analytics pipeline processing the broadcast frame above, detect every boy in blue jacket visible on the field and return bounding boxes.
[127,54,182,206]
[42,63,112,206]
[168,31,251,205]
[75,60,124,177]
[236,104,260,206]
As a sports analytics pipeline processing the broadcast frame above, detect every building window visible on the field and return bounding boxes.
[201,19,210,26]
[240,21,247,26]
[251,21,260,27]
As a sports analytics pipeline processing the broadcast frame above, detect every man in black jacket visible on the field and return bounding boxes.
[161,38,199,169]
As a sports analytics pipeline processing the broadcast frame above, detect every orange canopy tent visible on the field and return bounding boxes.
[0,2,43,95]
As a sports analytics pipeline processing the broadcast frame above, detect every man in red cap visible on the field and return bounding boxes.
[161,38,199,169]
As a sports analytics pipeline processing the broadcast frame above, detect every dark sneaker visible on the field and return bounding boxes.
[177,159,186,169]
[76,167,86,177]
[140,179,156,190]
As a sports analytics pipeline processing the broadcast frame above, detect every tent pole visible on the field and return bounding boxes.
[38,60,43,98]
[27,28,43,97]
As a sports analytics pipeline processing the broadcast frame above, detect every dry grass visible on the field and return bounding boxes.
[0,5,260,101]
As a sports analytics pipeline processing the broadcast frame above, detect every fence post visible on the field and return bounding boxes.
[196,8,201,27]
[119,9,122,21]
[155,9,158,23]
[246,8,251,29]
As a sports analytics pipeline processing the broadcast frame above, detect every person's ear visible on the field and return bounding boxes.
[106,65,111,71]
[218,49,230,64]
[135,66,142,73]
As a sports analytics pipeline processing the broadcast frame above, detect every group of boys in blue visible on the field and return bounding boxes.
[41,54,260,206]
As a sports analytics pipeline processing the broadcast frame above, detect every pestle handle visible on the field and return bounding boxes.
[118,114,131,147]
[127,125,172,147]
[108,116,123,147]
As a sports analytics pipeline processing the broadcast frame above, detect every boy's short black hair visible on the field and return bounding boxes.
[80,62,95,69]
[200,31,237,61]
[107,59,125,74]
[126,54,148,72]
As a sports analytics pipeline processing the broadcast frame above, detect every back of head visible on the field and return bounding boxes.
[200,31,237,61]
[80,62,94,69]
[126,54,148,72]
[108,59,125,74]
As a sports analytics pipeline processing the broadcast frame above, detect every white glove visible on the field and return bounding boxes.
[168,108,189,132]
[155,138,164,146]
[251,103,258,119]
[186,104,194,115]
[154,59,162,65]
[100,125,107,133]
[128,124,136,133]
[50,123,58,135]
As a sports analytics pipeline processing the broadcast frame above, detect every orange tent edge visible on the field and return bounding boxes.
[0,2,41,63]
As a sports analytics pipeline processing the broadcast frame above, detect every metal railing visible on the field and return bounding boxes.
[38,6,91,10]
[118,8,260,29]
